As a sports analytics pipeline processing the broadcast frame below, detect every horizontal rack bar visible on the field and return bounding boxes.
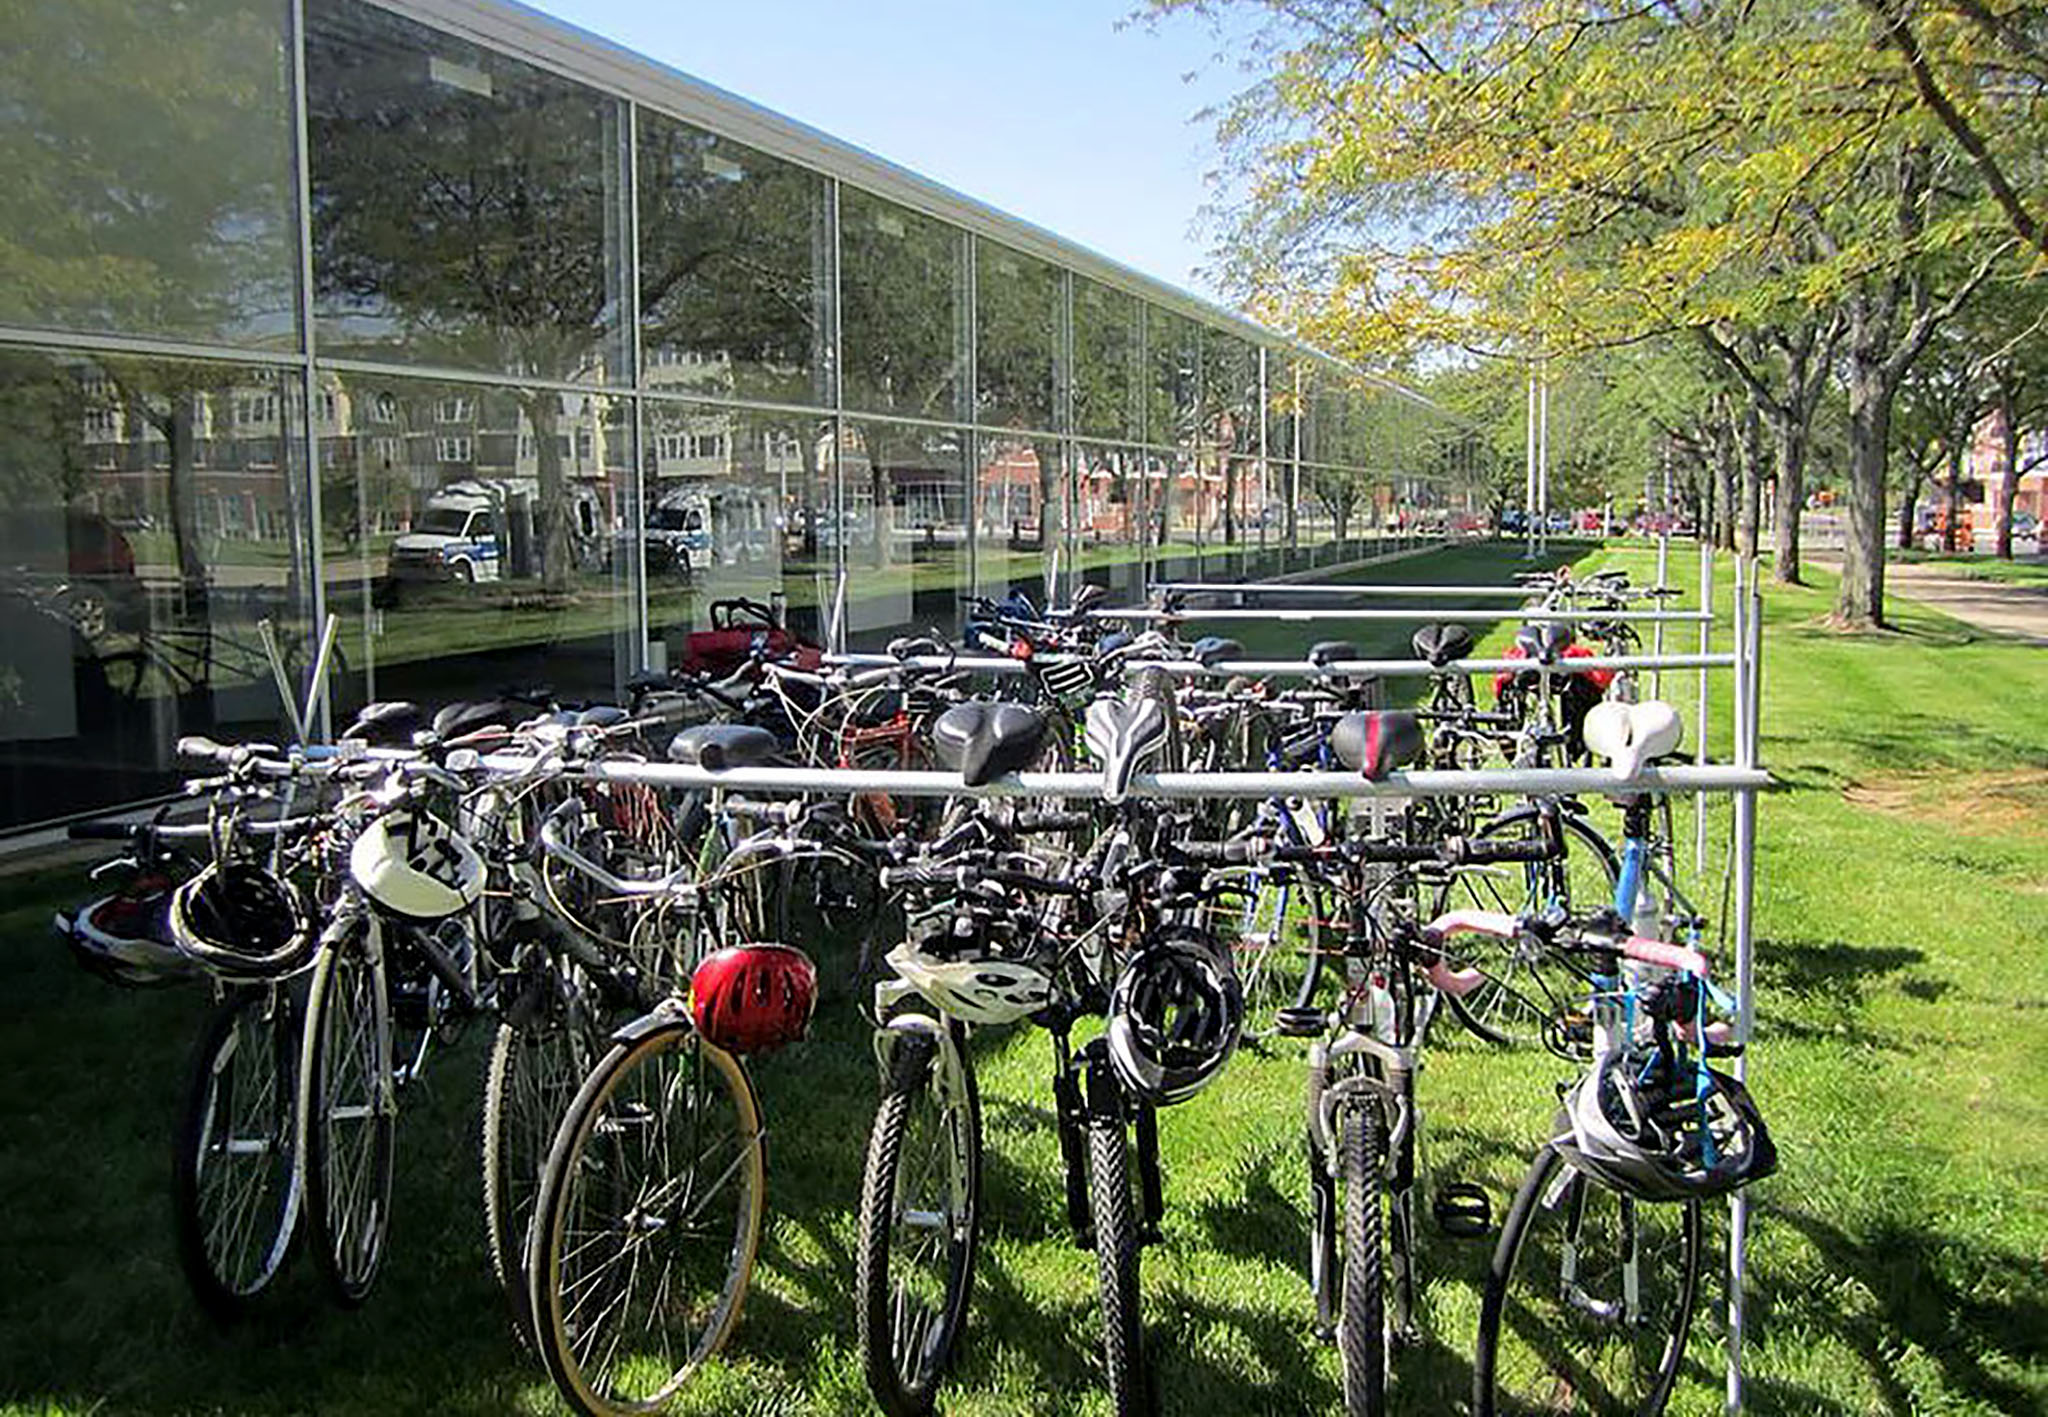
[483,755,1771,800]
[1089,606,1713,625]
[823,652,1738,679]
[1147,581,1680,600]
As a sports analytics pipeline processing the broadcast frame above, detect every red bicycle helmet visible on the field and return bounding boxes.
[689,943,818,1055]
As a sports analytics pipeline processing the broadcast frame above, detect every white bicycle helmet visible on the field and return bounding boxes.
[883,939,1053,1025]
[348,809,485,920]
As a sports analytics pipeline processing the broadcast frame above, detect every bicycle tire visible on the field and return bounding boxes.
[1088,1112,1150,1417]
[1340,1103,1387,1416]
[1436,808,1618,1046]
[528,1017,764,1417]
[481,970,610,1351]
[302,915,395,1307]
[856,1025,982,1417]
[1473,1145,1702,1417]
[171,985,302,1319]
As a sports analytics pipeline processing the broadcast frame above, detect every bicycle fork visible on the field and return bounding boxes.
[1051,1030,1165,1250]
[1308,1030,1421,1341]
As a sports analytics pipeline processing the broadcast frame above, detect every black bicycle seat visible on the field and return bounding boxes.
[575,705,630,731]
[1411,623,1474,668]
[1191,635,1245,668]
[931,702,1048,786]
[1514,621,1575,665]
[341,700,422,747]
[1308,639,1362,669]
[1328,710,1423,780]
[432,699,541,740]
[667,723,784,769]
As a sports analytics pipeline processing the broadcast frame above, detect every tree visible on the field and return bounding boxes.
[1152,0,2034,624]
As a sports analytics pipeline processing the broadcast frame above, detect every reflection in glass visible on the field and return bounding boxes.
[975,242,1060,433]
[641,399,831,649]
[0,0,296,347]
[637,112,831,408]
[841,420,967,646]
[318,372,629,712]
[1072,443,1150,604]
[1074,279,1141,442]
[840,190,968,421]
[306,0,629,385]
[0,349,310,828]
[974,435,1062,602]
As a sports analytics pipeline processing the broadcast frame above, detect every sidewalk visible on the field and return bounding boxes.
[1879,559,2048,645]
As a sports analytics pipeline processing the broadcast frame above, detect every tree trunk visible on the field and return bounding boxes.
[1770,416,1806,584]
[1897,458,1926,550]
[1942,439,1964,553]
[1994,377,2020,559]
[1839,365,1891,628]
[1712,416,1737,551]
[523,393,573,594]
[1736,399,1764,561]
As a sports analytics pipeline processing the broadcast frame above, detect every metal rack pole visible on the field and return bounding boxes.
[1652,532,1670,699]
[1091,606,1711,625]
[1726,557,1764,1415]
[1695,540,1714,876]
[823,651,1739,680]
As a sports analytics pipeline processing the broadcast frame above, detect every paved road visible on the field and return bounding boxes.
[1882,560,2048,645]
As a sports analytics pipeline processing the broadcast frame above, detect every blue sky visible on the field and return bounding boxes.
[521,0,1252,298]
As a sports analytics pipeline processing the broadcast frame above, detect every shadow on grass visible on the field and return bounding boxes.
[1757,1203,2048,1416]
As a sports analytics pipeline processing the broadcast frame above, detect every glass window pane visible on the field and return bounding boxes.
[974,434,1060,601]
[317,372,631,712]
[641,399,832,645]
[974,242,1060,433]
[841,419,967,644]
[1074,279,1139,441]
[637,112,832,408]
[839,190,967,421]
[0,1,296,347]
[1146,307,1199,453]
[0,349,310,828]
[307,0,629,385]
[1073,442,1149,602]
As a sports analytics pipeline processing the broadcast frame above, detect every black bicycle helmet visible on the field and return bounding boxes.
[1556,1054,1777,1202]
[1106,929,1244,1106]
[169,862,313,980]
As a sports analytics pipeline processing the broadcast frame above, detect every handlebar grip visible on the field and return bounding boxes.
[177,735,230,763]
[1448,835,1556,865]
[880,864,954,890]
[68,821,143,842]
[1174,839,1258,865]
[1015,810,1090,835]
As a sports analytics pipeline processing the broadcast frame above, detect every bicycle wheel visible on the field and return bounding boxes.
[1236,869,1324,1037]
[1088,1111,1149,1417]
[1474,1146,1702,1417]
[1435,808,1618,1046]
[528,1016,765,1417]
[302,915,396,1307]
[857,1025,982,1417]
[482,966,612,1350]
[172,985,302,1318]
[1339,1103,1387,1416]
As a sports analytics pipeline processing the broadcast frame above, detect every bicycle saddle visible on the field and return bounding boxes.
[667,723,784,770]
[575,705,630,731]
[433,699,543,740]
[1308,639,1362,669]
[1411,623,1474,668]
[1191,635,1245,668]
[1514,621,1575,665]
[1582,699,1683,778]
[930,701,1048,787]
[1328,710,1423,781]
[341,700,422,747]
[887,634,946,660]
[1085,692,1170,804]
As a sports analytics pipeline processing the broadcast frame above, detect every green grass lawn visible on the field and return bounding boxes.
[3,541,2043,1416]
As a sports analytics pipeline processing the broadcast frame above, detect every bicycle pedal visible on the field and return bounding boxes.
[1275,1005,1325,1038]
[1433,1182,1492,1238]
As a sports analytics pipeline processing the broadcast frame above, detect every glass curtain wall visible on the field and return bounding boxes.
[0,0,1478,831]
